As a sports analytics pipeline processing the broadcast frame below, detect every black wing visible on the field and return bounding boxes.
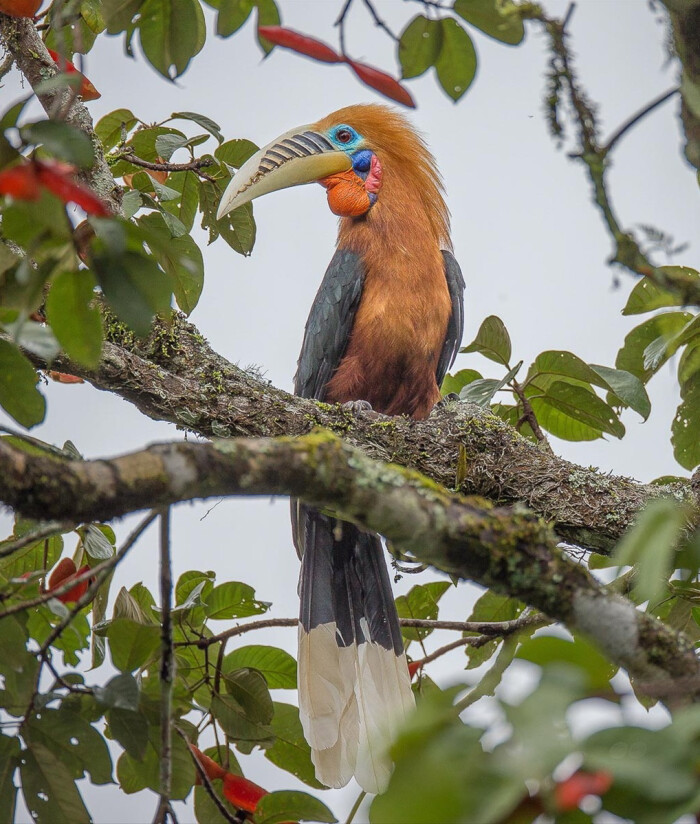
[294,248,365,401]
[435,250,465,387]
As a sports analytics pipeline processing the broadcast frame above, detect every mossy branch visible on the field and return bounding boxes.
[20,312,692,557]
[0,431,697,706]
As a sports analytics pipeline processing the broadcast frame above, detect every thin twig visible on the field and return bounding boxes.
[176,613,546,648]
[361,0,398,41]
[178,729,240,824]
[509,378,549,446]
[154,508,174,824]
[334,0,354,57]
[344,791,367,824]
[0,521,73,560]
[118,151,215,175]
[603,86,679,155]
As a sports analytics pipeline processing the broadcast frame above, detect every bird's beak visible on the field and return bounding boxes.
[217,126,353,219]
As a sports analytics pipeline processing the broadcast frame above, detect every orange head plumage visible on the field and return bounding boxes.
[216,103,450,249]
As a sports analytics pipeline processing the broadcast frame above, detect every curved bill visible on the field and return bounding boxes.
[217,126,353,219]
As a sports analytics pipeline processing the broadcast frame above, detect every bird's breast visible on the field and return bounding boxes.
[324,245,451,419]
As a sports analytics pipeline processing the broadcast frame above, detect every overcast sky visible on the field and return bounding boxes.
[3,1,699,821]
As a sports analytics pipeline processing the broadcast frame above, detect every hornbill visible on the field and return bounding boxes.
[217,104,465,794]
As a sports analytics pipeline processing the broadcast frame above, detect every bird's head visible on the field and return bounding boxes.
[216,104,446,230]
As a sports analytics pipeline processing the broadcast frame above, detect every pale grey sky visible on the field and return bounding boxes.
[2,1,698,821]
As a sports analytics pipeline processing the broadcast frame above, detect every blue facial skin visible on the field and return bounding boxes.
[327,124,364,153]
[351,149,373,180]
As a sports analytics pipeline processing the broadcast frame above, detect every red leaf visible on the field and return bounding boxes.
[258,26,342,63]
[47,559,93,603]
[189,745,268,814]
[222,772,268,814]
[407,660,423,679]
[0,0,41,18]
[189,746,227,782]
[554,770,613,811]
[345,59,415,108]
[47,49,101,101]
[47,558,77,590]
[36,160,110,216]
[48,371,84,384]
[0,163,41,200]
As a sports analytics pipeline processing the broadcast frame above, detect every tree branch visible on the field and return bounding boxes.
[0,432,697,706]
[524,7,700,307]
[19,313,691,556]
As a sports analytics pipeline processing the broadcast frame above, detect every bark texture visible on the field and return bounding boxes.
[1,432,698,704]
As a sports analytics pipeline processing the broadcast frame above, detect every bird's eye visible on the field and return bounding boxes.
[336,128,353,144]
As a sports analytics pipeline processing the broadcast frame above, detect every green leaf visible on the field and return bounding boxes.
[264,702,323,788]
[199,179,257,255]
[205,581,270,619]
[468,589,525,623]
[20,121,94,168]
[161,170,200,232]
[95,108,137,152]
[171,110,224,144]
[107,707,149,760]
[94,672,140,710]
[256,791,337,824]
[534,380,625,439]
[93,249,172,336]
[0,340,46,428]
[224,645,297,689]
[46,270,102,367]
[440,368,482,396]
[25,708,113,785]
[224,667,274,724]
[0,733,20,824]
[461,315,511,365]
[82,523,115,560]
[138,0,206,79]
[20,744,90,824]
[396,581,451,641]
[255,0,281,55]
[527,350,606,389]
[454,0,525,45]
[583,725,698,803]
[398,15,443,79]
[176,569,215,605]
[116,727,194,799]
[216,0,254,37]
[0,533,63,583]
[215,138,259,169]
[589,364,651,420]
[460,362,521,407]
[616,311,693,382]
[211,693,274,745]
[154,133,190,161]
[103,0,143,33]
[613,498,686,604]
[517,635,616,691]
[434,18,477,102]
[136,213,204,314]
[622,266,700,315]
[107,618,160,672]
[673,380,700,470]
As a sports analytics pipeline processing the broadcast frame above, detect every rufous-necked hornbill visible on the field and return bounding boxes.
[217,104,464,794]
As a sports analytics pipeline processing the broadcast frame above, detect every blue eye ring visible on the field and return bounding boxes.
[332,124,358,145]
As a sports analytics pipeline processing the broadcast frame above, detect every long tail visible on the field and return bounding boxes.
[294,504,415,794]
